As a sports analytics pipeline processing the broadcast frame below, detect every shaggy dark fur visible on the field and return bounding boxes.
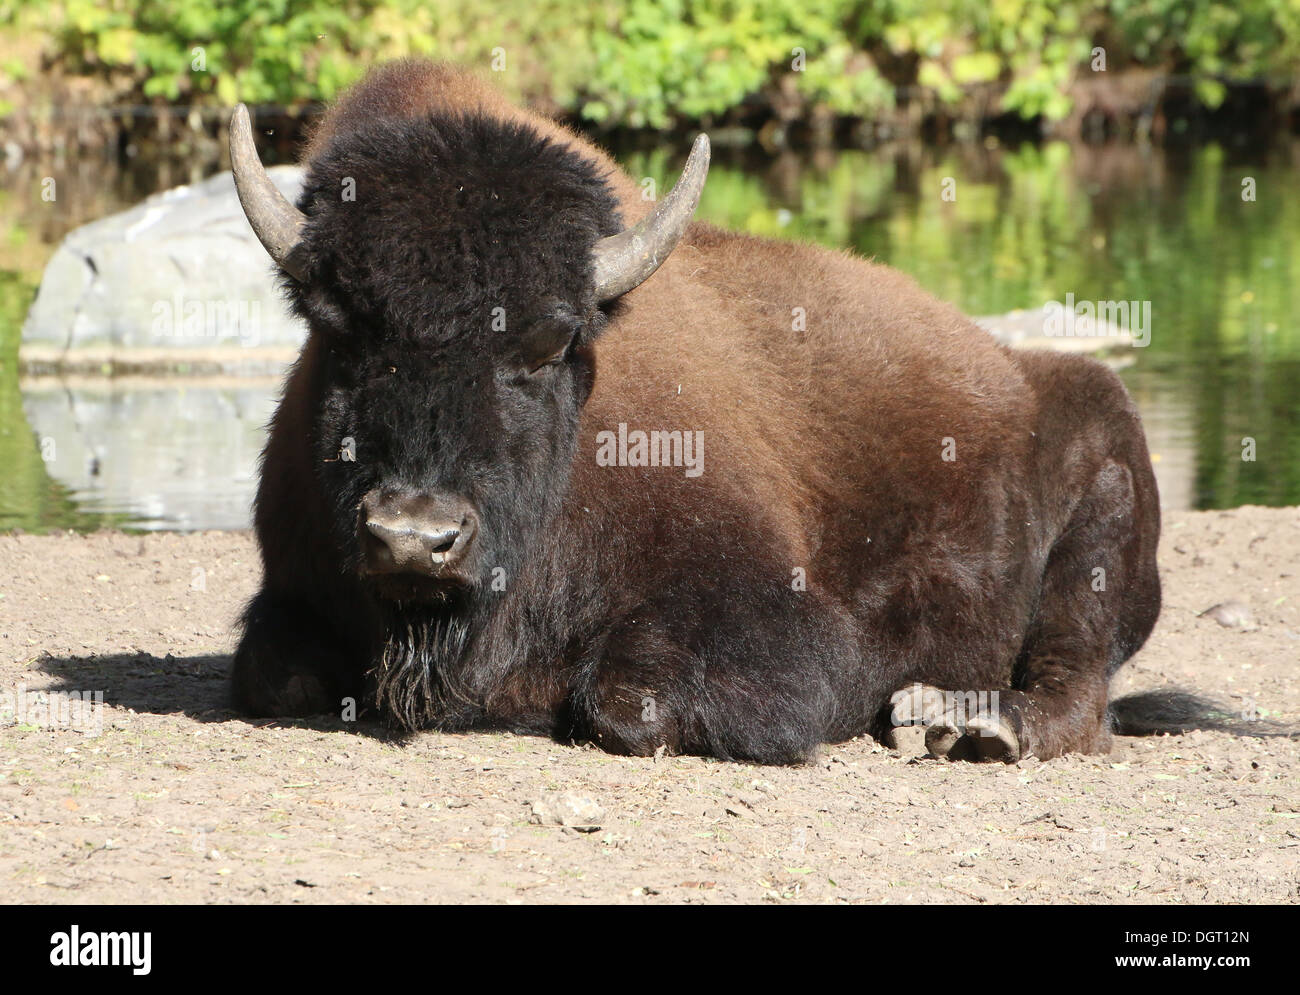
[229,60,1233,764]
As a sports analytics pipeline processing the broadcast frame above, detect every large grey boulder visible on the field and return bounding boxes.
[20,166,307,374]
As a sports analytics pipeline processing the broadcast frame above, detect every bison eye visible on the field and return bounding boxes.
[526,345,570,376]
[522,324,579,376]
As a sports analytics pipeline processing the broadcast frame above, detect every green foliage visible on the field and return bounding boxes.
[585,0,893,127]
[7,0,1300,126]
[9,1,618,108]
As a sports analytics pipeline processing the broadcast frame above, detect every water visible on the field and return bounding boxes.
[1,137,1296,531]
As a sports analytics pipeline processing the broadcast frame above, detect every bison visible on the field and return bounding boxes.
[227,59,1213,764]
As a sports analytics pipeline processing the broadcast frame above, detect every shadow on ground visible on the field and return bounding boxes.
[31,651,398,739]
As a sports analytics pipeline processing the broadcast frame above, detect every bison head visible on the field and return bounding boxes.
[231,106,708,603]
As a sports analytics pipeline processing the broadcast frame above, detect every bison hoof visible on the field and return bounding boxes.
[925,708,1021,763]
[231,642,335,717]
[281,673,330,715]
[246,670,332,717]
[889,682,946,730]
[888,683,1022,763]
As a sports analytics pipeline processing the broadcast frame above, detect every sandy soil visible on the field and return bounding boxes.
[1,507,1297,904]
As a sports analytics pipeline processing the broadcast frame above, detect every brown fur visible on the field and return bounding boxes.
[234,61,1163,764]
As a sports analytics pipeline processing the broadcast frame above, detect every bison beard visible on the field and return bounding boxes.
[226,59,1278,765]
[372,604,474,732]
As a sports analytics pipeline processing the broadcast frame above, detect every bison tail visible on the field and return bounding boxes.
[1109,688,1298,739]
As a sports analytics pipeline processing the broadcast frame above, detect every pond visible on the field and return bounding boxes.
[1,136,1296,531]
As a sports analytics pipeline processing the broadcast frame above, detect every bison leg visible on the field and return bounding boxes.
[564,590,849,765]
[1007,454,1159,760]
[231,591,367,718]
[891,454,1160,762]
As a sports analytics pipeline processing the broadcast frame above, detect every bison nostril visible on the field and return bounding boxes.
[427,528,459,556]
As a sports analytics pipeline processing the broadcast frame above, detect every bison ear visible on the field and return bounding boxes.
[591,134,709,301]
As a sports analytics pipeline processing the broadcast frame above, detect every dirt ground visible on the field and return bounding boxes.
[1,507,1297,904]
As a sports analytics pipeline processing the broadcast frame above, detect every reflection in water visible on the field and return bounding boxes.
[5,137,1300,529]
[20,379,278,530]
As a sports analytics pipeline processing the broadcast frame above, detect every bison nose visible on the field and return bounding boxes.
[361,490,479,576]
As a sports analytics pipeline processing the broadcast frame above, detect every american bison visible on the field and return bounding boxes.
[228,59,1209,764]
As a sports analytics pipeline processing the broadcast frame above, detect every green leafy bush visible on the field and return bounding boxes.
[5,0,1300,127]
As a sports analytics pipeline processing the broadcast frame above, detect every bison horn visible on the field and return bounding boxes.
[230,103,308,281]
[591,134,710,301]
